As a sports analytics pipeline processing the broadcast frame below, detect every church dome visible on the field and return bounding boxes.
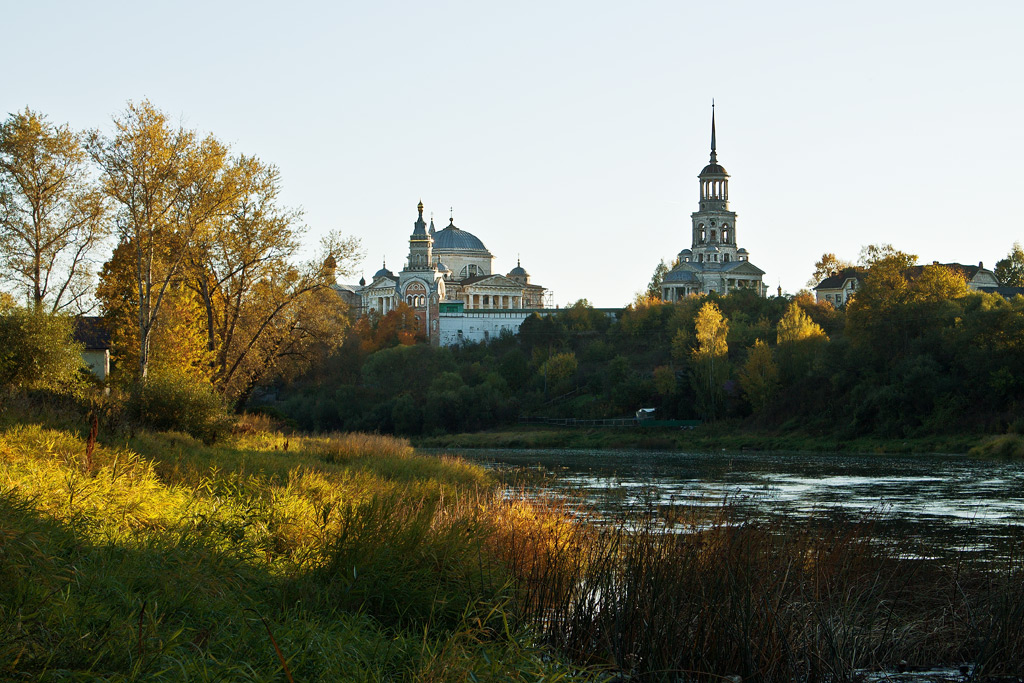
[373,265,395,280]
[700,163,729,176]
[508,258,529,277]
[433,219,491,253]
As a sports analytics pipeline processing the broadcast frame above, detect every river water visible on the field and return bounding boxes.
[443,447,1024,557]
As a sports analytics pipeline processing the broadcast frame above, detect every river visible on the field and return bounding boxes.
[441,447,1024,557]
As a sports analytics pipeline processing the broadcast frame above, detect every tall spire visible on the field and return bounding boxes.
[709,99,718,164]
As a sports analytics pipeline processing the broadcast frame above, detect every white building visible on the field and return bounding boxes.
[351,202,550,345]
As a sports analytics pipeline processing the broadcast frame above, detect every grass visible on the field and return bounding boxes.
[413,423,986,455]
[0,422,589,681]
[969,433,1024,459]
[3,413,1024,681]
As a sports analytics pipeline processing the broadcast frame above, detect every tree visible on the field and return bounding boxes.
[0,108,108,313]
[776,301,828,344]
[96,239,212,383]
[183,154,362,402]
[646,259,671,299]
[807,252,853,287]
[911,264,969,302]
[690,302,729,420]
[88,101,237,382]
[995,243,1024,287]
[539,351,577,396]
[0,306,84,390]
[738,339,778,414]
[858,243,917,270]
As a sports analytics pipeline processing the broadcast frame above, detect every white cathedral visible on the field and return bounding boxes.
[335,203,549,346]
[662,109,767,298]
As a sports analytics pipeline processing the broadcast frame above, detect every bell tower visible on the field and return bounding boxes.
[407,200,434,271]
[690,104,739,265]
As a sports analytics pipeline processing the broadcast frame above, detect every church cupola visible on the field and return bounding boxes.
[698,104,729,211]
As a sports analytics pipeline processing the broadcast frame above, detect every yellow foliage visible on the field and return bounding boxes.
[777,301,828,344]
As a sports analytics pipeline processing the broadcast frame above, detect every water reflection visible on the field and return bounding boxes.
[440,447,1024,556]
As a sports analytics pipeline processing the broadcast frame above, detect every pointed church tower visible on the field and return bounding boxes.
[407,200,434,270]
[690,104,740,264]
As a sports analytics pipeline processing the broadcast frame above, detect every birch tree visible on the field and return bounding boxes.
[88,101,236,381]
[0,108,108,313]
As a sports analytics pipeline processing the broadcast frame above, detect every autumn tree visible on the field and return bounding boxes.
[911,264,969,302]
[88,101,238,381]
[0,108,108,313]
[738,339,778,414]
[690,302,729,420]
[995,243,1024,287]
[96,239,211,383]
[807,252,853,287]
[183,154,362,402]
[777,301,828,344]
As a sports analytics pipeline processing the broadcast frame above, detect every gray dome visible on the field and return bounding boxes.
[432,219,490,253]
[699,163,729,176]
[373,266,395,279]
[736,248,748,254]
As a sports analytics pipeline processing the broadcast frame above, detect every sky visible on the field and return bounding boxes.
[4,0,1023,307]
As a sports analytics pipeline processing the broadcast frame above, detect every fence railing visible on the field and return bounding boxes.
[518,416,701,429]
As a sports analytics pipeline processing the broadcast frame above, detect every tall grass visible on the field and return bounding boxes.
[0,424,585,681]
[490,498,1024,681]
[3,418,1023,680]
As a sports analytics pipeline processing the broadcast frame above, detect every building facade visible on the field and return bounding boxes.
[346,201,550,345]
[814,262,1003,307]
[662,108,767,299]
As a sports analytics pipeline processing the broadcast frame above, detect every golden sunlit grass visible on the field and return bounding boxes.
[2,420,1023,681]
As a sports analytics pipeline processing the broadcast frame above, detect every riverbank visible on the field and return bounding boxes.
[4,420,1023,680]
[413,422,986,455]
[0,423,585,680]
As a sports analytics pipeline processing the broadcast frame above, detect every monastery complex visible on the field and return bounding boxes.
[331,109,1012,346]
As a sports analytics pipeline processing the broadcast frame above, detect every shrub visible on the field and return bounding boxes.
[127,370,231,442]
[0,307,84,391]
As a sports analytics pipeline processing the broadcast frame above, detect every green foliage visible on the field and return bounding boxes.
[0,425,583,680]
[646,259,671,299]
[738,339,778,414]
[540,351,578,395]
[126,369,232,442]
[995,242,1024,287]
[0,307,84,391]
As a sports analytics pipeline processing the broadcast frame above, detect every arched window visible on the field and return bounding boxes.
[722,226,729,242]
[724,254,730,262]
[710,230,716,241]
[699,224,706,242]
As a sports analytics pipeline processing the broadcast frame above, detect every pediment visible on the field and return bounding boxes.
[463,274,523,289]
[725,261,765,276]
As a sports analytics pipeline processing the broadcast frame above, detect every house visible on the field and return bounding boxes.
[74,317,111,380]
[814,262,1002,306]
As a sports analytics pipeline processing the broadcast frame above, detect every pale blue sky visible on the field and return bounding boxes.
[5,0,1022,305]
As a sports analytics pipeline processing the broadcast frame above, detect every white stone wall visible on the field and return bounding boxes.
[438,310,533,347]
